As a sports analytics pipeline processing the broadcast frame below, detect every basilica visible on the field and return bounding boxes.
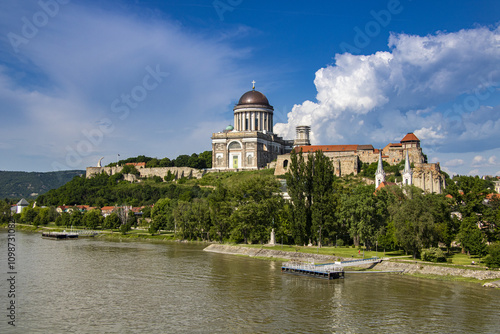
[211,83,294,170]
[211,84,445,194]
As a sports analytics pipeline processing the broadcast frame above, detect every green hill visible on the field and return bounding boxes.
[0,170,84,199]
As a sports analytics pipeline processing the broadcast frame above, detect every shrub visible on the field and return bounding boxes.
[421,247,447,262]
[484,243,500,269]
[336,239,344,247]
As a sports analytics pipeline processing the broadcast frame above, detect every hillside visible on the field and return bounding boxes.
[0,170,84,199]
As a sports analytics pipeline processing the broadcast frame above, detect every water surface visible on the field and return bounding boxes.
[1,231,499,333]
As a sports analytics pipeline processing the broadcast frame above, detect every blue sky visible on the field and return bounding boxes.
[0,0,499,176]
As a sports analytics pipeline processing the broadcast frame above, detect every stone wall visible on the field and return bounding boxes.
[412,163,446,194]
[204,244,500,280]
[86,166,206,180]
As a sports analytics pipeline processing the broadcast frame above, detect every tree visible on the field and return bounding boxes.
[340,185,386,249]
[70,210,83,227]
[56,212,71,227]
[484,243,500,269]
[22,207,39,225]
[120,221,132,234]
[151,198,176,232]
[285,149,312,245]
[103,212,121,230]
[310,150,337,247]
[174,155,190,167]
[34,207,50,226]
[208,182,233,243]
[83,209,103,229]
[389,187,441,258]
[0,199,12,224]
[198,151,212,169]
[458,216,487,256]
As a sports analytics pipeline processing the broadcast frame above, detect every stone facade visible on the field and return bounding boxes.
[412,162,446,194]
[212,131,292,170]
[86,166,205,180]
[211,87,293,171]
[274,132,445,194]
[275,133,427,178]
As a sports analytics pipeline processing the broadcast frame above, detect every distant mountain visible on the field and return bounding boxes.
[0,170,85,199]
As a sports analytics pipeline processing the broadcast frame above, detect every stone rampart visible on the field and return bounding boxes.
[86,166,206,180]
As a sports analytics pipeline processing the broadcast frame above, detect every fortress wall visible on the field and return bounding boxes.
[86,166,205,180]
[86,166,122,178]
[412,163,446,194]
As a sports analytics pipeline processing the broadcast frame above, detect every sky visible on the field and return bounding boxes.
[0,0,499,176]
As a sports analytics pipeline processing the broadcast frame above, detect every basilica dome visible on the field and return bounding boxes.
[237,90,270,106]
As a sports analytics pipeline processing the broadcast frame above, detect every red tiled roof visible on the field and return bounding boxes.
[374,181,398,195]
[401,133,420,142]
[126,162,146,167]
[486,193,500,200]
[295,145,359,153]
[388,143,402,147]
[100,206,116,211]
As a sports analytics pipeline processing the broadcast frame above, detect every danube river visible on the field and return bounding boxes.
[1,231,499,333]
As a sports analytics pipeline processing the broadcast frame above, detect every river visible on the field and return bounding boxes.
[1,230,499,333]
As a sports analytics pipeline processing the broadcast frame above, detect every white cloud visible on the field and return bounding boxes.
[472,155,486,165]
[444,159,464,167]
[471,155,498,167]
[468,169,480,176]
[275,26,500,156]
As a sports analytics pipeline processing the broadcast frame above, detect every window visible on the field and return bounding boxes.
[228,141,242,150]
[283,160,288,168]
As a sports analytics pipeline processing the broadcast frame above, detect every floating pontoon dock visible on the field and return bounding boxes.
[41,230,99,240]
[281,262,345,279]
[42,232,79,240]
[281,257,384,279]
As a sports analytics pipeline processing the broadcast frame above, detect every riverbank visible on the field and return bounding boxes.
[204,244,500,287]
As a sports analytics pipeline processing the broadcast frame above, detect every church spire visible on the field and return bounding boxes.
[402,150,413,186]
[375,151,386,189]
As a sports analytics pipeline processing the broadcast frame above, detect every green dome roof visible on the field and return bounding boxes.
[225,124,234,131]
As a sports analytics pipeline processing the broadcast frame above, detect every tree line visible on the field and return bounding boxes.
[36,172,212,207]
[107,151,212,169]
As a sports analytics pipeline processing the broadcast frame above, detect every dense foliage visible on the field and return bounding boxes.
[37,173,212,207]
[0,170,84,199]
[107,151,212,169]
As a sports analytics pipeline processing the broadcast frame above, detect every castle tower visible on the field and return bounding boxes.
[375,151,386,188]
[402,150,413,186]
[294,125,311,147]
